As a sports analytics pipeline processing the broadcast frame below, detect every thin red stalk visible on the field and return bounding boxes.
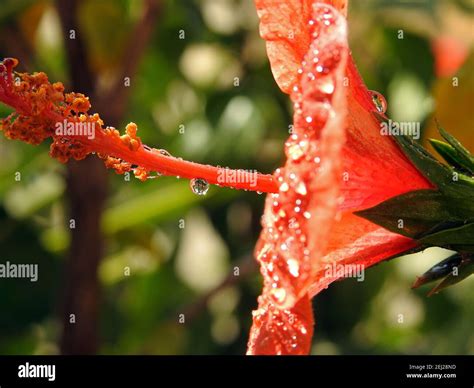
[97,140,278,193]
[0,61,279,194]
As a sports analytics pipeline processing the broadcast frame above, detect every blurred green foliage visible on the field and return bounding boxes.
[0,0,473,355]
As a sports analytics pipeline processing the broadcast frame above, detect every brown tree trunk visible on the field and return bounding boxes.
[56,0,106,355]
[56,0,160,354]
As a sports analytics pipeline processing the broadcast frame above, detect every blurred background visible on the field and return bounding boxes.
[0,0,473,355]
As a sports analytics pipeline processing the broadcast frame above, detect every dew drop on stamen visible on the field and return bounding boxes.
[147,171,162,180]
[190,178,209,195]
[369,90,387,113]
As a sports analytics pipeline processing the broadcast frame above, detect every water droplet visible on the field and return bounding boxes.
[295,181,307,196]
[257,191,263,195]
[279,182,289,192]
[287,259,300,277]
[270,287,296,309]
[147,172,162,180]
[190,178,209,195]
[159,149,171,157]
[369,90,387,113]
[287,140,308,161]
[270,288,287,304]
[319,78,335,94]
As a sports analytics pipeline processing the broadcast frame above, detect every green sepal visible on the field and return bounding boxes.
[437,124,474,174]
[419,223,474,253]
[429,139,471,174]
[354,189,474,245]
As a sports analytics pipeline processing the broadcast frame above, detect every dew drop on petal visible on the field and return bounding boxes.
[369,90,387,113]
[287,140,308,162]
[287,259,300,277]
[190,178,209,196]
[319,78,335,94]
[279,182,289,192]
[159,149,171,157]
[295,181,307,196]
[270,287,296,309]
[270,287,287,304]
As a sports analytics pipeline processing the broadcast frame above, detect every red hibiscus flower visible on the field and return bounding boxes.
[246,0,434,355]
[1,0,470,357]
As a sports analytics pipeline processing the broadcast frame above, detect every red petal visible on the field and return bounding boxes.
[248,4,349,355]
[253,3,349,311]
[247,293,314,355]
[339,58,433,212]
[255,0,347,94]
[308,214,418,297]
[306,58,433,297]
